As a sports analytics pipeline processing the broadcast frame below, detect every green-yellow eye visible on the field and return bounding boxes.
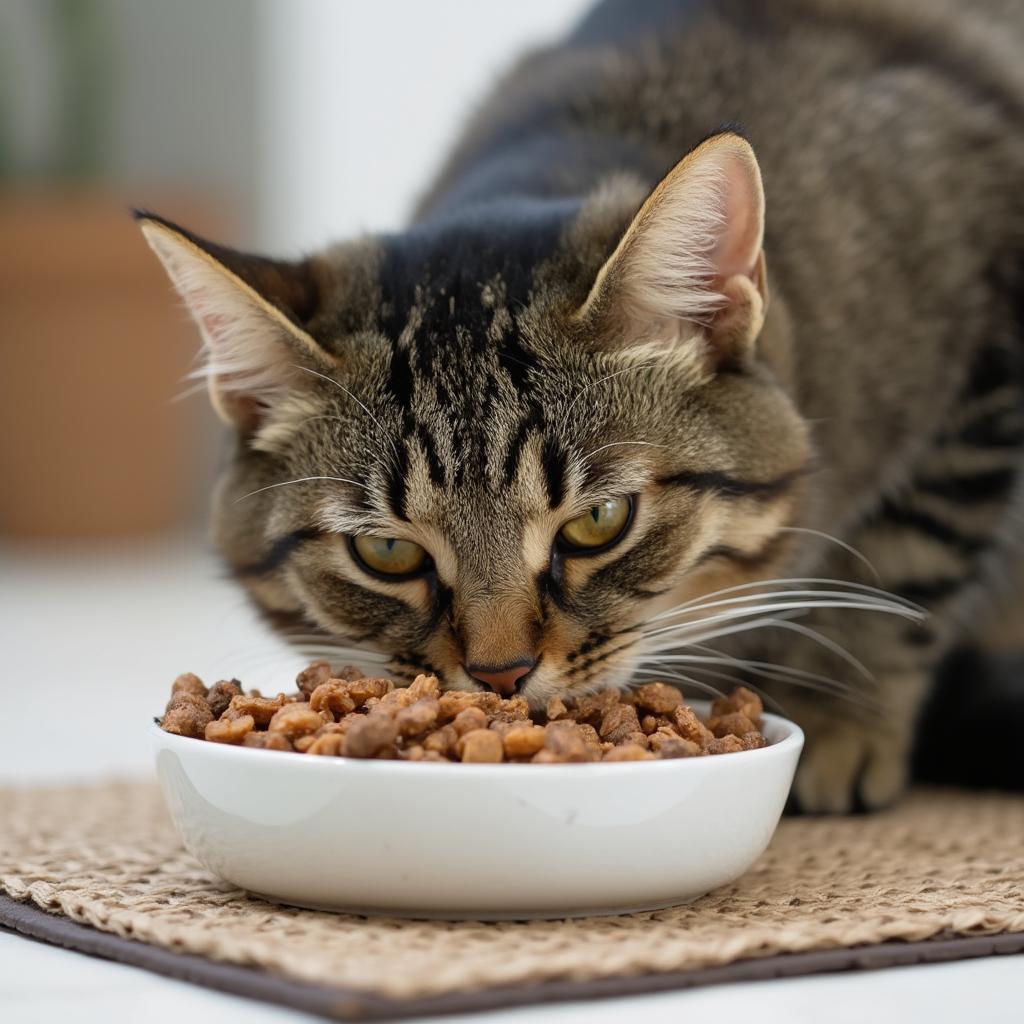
[351,535,431,577]
[557,496,633,553]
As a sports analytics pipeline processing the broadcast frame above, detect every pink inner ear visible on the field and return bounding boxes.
[710,152,764,284]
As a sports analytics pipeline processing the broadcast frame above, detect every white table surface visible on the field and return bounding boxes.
[1,537,1020,1024]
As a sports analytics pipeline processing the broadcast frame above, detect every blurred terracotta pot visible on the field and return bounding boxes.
[0,192,222,538]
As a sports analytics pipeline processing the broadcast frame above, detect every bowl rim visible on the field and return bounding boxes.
[149,701,804,778]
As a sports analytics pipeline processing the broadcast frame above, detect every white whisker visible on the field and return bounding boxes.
[234,475,364,503]
[776,527,882,583]
[562,363,657,422]
[580,440,668,464]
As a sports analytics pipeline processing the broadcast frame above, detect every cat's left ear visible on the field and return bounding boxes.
[576,131,767,367]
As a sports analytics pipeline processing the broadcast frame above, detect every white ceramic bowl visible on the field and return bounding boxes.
[151,703,802,920]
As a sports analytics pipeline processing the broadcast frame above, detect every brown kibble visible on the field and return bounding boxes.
[457,728,504,763]
[707,734,745,755]
[502,724,547,758]
[545,696,567,720]
[171,672,207,698]
[571,690,621,726]
[161,662,767,763]
[345,677,394,706]
[711,685,763,725]
[242,731,293,751]
[423,724,458,756]
[709,712,757,739]
[268,703,323,737]
[599,703,642,744]
[307,733,346,756]
[335,664,366,682]
[309,681,357,718]
[632,682,684,714]
[344,714,399,758]
[603,743,655,761]
[204,714,254,744]
[206,680,242,718]
[160,697,213,738]
[395,698,440,737]
[653,736,702,759]
[407,674,441,700]
[452,706,488,736]
[673,705,716,748]
[438,690,502,721]
[226,692,286,726]
[295,660,333,697]
[544,720,592,761]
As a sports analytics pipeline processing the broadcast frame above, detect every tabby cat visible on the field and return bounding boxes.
[137,0,1024,812]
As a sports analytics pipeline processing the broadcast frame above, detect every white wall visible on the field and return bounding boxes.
[256,0,592,254]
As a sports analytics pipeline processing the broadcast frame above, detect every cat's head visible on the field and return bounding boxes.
[139,132,811,703]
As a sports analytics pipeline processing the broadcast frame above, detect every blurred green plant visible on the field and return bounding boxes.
[0,0,109,181]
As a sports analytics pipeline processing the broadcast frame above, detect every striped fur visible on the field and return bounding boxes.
[140,0,1024,812]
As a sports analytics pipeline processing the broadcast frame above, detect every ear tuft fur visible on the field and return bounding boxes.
[137,214,332,432]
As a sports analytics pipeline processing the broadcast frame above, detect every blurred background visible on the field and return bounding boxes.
[0,0,589,780]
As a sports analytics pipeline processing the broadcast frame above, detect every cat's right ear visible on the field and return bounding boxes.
[135,211,334,433]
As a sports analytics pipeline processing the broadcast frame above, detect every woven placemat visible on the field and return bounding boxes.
[2,783,1023,1020]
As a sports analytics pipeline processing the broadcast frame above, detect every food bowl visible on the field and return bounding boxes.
[151,703,802,920]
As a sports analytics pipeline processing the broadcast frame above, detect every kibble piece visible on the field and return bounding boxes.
[707,734,745,755]
[225,692,286,726]
[673,705,715,748]
[708,712,758,739]
[546,696,568,720]
[544,720,592,762]
[307,733,346,756]
[640,714,675,736]
[633,682,684,715]
[309,681,357,718]
[242,731,293,751]
[295,660,333,697]
[160,696,213,738]
[623,730,651,750]
[502,724,547,758]
[344,714,399,758]
[603,743,655,761]
[741,731,767,751]
[711,685,764,725]
[571,690,621,726]
[204,714,254,744]
[395,698,440,737]
[438,690,502,721]
[345,677,394,706]
[206,680,242,718]
[457,728,504,763]
[452,706,489,736]
[171,672,207,698]
[599,703,642,744]
[335,664,366,682]
[423,724,458,756]
[407,673,441,701]
[269,703,323,737]
[652,735,702,759]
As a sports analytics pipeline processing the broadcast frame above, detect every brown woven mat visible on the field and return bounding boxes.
[2,783,1023,1020]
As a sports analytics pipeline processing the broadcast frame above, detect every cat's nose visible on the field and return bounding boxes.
[465,658,536,696]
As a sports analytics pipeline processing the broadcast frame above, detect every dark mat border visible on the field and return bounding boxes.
[2,895,1022,1021]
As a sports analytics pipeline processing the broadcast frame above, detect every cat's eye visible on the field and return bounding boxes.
[350,535,432,578]
[557,496,633,554]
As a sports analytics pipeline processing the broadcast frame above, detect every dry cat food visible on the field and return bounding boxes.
[159,663,768,763]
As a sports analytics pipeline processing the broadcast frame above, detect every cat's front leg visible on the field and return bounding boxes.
[786,667,928,814]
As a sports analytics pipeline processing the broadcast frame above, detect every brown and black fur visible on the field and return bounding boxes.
[138,0,1024,812]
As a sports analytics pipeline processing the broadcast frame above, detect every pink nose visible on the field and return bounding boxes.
[466,659,536,696]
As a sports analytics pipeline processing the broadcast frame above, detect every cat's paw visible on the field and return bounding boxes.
[791,716,909,814]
